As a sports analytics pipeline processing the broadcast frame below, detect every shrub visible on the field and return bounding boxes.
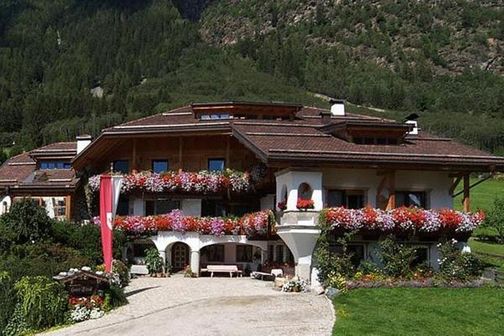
[378,237,416,278]
[14,276,67,330]
[51,221,126,264]
[3,303,29,336]
[315,232,355,285]
[0,243,92,282]
[482,197,504,243]
[104,285,128,309]
[0,272,16,333]
[145,248,163,274]
[96,259,130,287]
[0,198,52,244]
[438,240,483,281]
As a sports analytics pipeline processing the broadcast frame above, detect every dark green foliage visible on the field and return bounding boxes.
[438,240,484,281]
[50,221,126,264]
[105,285,128,309]
[0,243,92,282]
[145,248,163,274]
[0,0,502,154]
[482,197,504,243]
[378,237,417,278]
[0,272,16,334]
[0,199,52,244]
[314,232,356,285]
[14,276,67,330]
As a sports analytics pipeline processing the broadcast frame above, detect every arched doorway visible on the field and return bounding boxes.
[171,242,190,272]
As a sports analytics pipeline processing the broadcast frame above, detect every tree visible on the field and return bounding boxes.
[483,197,504,243]
[0,199,52,244]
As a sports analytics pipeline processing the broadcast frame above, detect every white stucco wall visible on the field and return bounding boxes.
[0,195,11,215]
[275,169,323,211]
[321,168,453,209]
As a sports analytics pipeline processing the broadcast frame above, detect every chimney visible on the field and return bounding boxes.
[76,135,92,154]
[405,120,419,135]
[330,99,345,116]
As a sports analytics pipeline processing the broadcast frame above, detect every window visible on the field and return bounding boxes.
[353,137,399,145]
[152,160,169,173]
[205,245,225,262]
[145,199,179,216]
[267,245,274,262]
[412,246,429,267]
[200,114,231,120]
[113,160,129,173]
[208,158,225,171]
[116,196,130,216]
[328,242,365,267]
[40,161,71,169]
[396,191,427,208]
[201,199,227,217]
[236,245,253,262]
[327,190,365,209]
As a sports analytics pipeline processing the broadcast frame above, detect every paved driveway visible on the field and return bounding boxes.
[44,276,334,336]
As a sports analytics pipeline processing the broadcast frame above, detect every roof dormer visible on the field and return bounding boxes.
[191,101,302,120]
[320,120,412,145]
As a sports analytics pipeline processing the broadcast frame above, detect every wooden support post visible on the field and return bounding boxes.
[178,138,183,170]
[463,174,470,212]
[65,195,72,221]
[386,171,396,211]
[449,176,462,196]
[225,136,230,168]
[132,139,137,171]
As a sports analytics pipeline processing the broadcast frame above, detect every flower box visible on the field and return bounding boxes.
[88,169,252,195]
[113,209,276,238]
[320,207,484,237]
[296,198,314,210]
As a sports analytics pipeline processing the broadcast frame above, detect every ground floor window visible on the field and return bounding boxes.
[411,245,430,267]
[203,244,225,262]
[329,241,366,267]
[236,245,253,262]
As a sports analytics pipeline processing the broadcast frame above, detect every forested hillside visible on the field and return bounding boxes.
[0,0,503,160]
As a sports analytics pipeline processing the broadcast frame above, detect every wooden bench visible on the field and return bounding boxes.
[202,265,243,278]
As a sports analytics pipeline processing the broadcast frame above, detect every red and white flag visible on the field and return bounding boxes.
[99,175,123,272]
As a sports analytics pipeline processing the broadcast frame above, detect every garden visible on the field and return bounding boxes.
[0,199,129,336]
[318,198,504,335]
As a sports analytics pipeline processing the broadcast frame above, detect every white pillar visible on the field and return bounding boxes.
[190,249,200,277]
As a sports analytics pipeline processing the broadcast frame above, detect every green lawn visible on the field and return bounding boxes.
[454,178,504,212]
[469,239,504,271]
[333,288,504,336]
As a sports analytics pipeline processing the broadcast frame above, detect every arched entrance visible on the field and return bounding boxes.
[171,242,190,272]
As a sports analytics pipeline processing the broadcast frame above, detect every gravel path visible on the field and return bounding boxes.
[43,276,334,336]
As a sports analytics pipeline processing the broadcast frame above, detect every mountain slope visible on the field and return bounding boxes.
[0,0,502,156]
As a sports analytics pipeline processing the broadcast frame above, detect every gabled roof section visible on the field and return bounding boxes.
[231,120,504,171]
[0,153,36,187]
[30,142,77,160]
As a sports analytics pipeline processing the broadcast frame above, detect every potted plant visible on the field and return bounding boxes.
[145,248,164,277]
[296,198,314,211]
[277,200,287,211]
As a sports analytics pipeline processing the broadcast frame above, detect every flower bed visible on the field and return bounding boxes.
[88,169,251,194]
[114,210,275,237]
[296,198,314,210]
[320,207,484,234]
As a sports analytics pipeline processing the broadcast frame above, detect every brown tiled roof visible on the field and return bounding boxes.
[31,142,77,152]
[74,102,504,172]
[0,153,36,186]
[0,148,79,194]
[231,122,504,170]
